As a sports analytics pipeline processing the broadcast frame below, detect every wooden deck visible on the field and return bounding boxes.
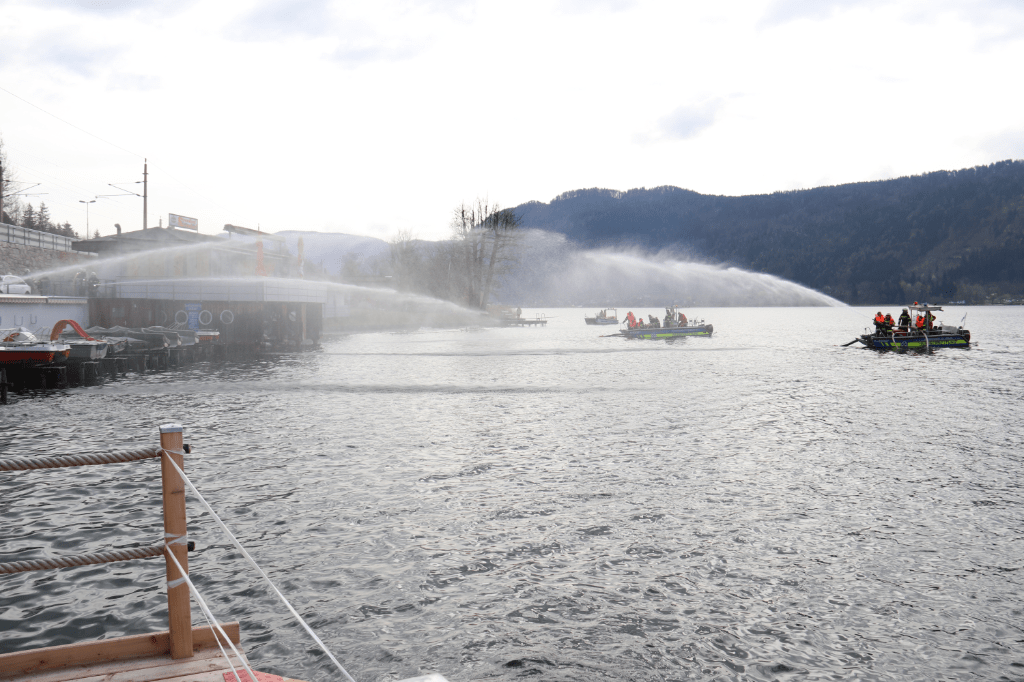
[0,624,302,682]
[1,647,282,682]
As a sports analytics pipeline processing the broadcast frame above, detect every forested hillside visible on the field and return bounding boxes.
[515,160,1024,304]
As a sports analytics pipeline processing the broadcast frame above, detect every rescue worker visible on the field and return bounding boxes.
[925,310,935,330]
[898,309,911,331]
[883,313,895,331]
[874,311,886,333]
[915,314,925,330]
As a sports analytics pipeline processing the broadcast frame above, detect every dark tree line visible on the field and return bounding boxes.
[514,160,1024,304]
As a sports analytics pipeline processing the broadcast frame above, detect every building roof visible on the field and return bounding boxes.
[72,226,222,254]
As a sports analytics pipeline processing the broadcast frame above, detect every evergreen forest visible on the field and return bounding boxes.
[515,160,1024,305]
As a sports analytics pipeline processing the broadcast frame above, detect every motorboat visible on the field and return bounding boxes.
[52,320,109,361]
[584,308,618,325]
[612,307,714,340]
[856,304,971,350]
[0,328,71,365]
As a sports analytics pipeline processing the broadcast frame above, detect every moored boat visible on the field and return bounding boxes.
[52,319,110,361]
[0,328,71,365]
[584,308,619,325]
[856,304,971,350]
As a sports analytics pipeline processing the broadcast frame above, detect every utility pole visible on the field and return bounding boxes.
[143,158,148,230]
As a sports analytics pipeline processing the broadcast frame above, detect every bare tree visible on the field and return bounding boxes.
[0,134,19,225]
[389,229,421,291]
[450,199,522,308]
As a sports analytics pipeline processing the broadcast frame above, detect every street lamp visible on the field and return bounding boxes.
[79,199,96,237]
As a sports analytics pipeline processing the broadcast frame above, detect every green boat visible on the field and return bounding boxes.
[857,304,971,350]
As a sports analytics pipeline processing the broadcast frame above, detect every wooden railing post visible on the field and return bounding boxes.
[159,423,192,659]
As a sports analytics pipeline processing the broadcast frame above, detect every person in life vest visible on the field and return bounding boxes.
[679,312,688,326]
[898,309,911,331]
[874,312,886,333]
[925,310,935,330]
[625,311,637,328]
[883,313,895,331]
[915,314,925,330]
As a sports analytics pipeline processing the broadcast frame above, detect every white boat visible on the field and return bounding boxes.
[0,328,71,365]
[584,308,618,325]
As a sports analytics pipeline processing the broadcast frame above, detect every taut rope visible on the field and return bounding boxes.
[0,544,165,575]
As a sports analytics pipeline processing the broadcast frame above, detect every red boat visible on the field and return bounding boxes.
[0,324,73,365]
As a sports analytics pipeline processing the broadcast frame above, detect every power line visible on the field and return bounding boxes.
[0,83,142,160]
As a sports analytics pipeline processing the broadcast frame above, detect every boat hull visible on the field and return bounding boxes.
[621,324,713,339]
[859,332,970,350]
[0,347,71,365]
[66,342,109,361]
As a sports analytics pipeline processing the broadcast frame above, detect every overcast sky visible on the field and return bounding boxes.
[1,0,1022,241]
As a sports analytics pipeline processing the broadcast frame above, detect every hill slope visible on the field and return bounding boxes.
[515,160,1024,304]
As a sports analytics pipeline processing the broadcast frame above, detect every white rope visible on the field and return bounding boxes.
[161,450,358,682]
[164,546,257,682]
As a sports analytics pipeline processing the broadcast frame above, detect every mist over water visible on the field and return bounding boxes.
[502,232,843,307]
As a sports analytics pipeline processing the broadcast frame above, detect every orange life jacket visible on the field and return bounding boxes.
[875,313,885,323]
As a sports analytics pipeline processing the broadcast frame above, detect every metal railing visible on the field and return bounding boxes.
[0,222,79,252]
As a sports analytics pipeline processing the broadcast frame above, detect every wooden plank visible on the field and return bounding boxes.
[3,649,232,682]
[136,671,228,682]
[15,654,247,682]
[0,623,240,679]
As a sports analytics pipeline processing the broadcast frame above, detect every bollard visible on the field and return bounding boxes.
[159,424,192,659]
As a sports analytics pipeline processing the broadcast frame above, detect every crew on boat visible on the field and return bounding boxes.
[883,313,895,330]
[898,309,911,331]
[925,310,935,330]
[874,312,886,333]
[915,314,925,330]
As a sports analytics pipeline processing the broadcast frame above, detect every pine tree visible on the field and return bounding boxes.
[22,203,36,230]
[37,202,52,233]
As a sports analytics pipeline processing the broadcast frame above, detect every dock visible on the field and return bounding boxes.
[0,623,298,682]
[500,317,547,326]
[0,425,450,682]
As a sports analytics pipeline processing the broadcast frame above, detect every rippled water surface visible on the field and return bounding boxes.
[2,307,1023,681]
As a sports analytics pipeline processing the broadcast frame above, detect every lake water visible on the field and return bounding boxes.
[2,306,1023,681]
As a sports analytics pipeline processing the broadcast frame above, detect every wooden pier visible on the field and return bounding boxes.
[0,343,222,400]
[0,426,304,682]
[0,425,451,682]
[0,623,299,682]
[500,317,547,326]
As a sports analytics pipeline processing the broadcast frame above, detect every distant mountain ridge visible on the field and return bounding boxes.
[514,160,1024,304]
[275,230,388,276]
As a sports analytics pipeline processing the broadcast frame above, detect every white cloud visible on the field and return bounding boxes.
[0,0,1021,240]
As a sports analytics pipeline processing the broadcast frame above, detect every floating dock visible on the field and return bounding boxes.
[500,317,547,326]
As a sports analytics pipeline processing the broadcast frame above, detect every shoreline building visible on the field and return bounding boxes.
[67,225,326,352]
